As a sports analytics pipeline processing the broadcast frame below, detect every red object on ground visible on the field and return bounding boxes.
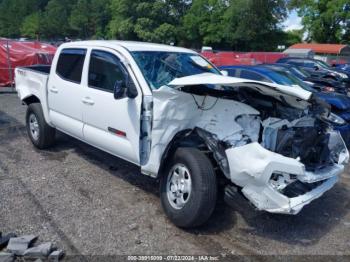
[201,51,287,67]
[0,39,57,87]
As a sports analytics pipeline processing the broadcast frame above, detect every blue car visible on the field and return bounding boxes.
[335,63,350,74]
[276,57,350,89]
[220,65,350,146]
[262,63,349,95]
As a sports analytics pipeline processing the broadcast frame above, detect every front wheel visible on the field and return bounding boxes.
[160,148,217,228]
[26,103,56,149]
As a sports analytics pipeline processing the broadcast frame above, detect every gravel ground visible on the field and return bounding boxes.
[1,92,350,259]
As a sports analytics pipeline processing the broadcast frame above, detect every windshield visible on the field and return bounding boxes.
[289,67,308,79]
[316,60,331,69]
[269,70,317,92]
[131,51,221,89]
[296,66,311,77]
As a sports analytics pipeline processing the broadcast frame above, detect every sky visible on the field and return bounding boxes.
[283,10,303,31]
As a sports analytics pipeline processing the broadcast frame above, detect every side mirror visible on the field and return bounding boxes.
[113,80,126,100]
[221,70,229,76]
[314,65,319,71]
[126,80,138,99]
[113,77,138,100]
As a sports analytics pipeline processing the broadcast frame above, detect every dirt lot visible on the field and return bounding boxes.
[1,92,350,258]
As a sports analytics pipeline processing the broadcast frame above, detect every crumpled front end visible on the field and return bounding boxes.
[143,74,349,215]
[226,131,348,215]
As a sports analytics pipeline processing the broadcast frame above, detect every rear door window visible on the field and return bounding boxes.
[288,60,304,67]
[56,49,86,83]
[240,70,266,81]
[304,61,317,68]
[226,68,237,77]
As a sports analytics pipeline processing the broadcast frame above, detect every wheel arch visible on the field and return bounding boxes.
[23,95,53,128]
[157,129,207,179]
[23,95,41,105]
[157,128,228,179]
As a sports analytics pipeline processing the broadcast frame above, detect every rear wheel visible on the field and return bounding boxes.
[26,103,56,149]
[160,148,217,228]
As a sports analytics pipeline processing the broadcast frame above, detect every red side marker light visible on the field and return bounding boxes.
[108,127,127,137]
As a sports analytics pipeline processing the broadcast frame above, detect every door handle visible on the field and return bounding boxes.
[82,97,95,106]
[49,87,59,94]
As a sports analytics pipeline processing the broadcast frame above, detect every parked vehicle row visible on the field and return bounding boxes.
[15,41,349,228]
[269,63,349,95]
[276,57,350,85]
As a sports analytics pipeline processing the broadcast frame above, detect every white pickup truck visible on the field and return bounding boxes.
[15,41,349,228]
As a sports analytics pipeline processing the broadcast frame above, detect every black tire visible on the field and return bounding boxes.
[26,103,56,149]
[160,147,217,228]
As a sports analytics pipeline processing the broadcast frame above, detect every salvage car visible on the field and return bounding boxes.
[276,57,350,85]
[335,63,350,74]
[263,63,350,95]
[15,41,349,228]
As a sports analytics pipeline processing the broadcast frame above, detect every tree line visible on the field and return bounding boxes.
[0,0,349,51]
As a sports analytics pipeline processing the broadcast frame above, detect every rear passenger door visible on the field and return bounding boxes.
[48,48,87,139]
[82,48,142,165]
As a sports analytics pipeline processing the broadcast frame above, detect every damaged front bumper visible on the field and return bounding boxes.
[225,139,348,215]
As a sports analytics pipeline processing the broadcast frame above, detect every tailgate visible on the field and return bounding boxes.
[15,67,50,102]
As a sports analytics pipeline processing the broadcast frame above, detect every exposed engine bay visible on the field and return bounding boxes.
[232,88,338,172]
[141,74,349,215]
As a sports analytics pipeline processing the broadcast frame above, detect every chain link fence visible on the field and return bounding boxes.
[0,39,56,90]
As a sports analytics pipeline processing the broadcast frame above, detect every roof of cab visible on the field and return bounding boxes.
[61,40,196,53]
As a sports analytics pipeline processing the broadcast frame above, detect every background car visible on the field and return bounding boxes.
[276,57,350,84]
[220,65,350,146]
[262,63,349,95]
[335,63,350,74]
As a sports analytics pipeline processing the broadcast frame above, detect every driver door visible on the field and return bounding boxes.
[82,48,142,165]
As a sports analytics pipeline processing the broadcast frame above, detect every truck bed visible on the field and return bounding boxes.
[15,65,51,124]
[18,65,51,75]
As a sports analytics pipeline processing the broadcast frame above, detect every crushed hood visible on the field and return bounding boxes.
[168,73,313,102]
